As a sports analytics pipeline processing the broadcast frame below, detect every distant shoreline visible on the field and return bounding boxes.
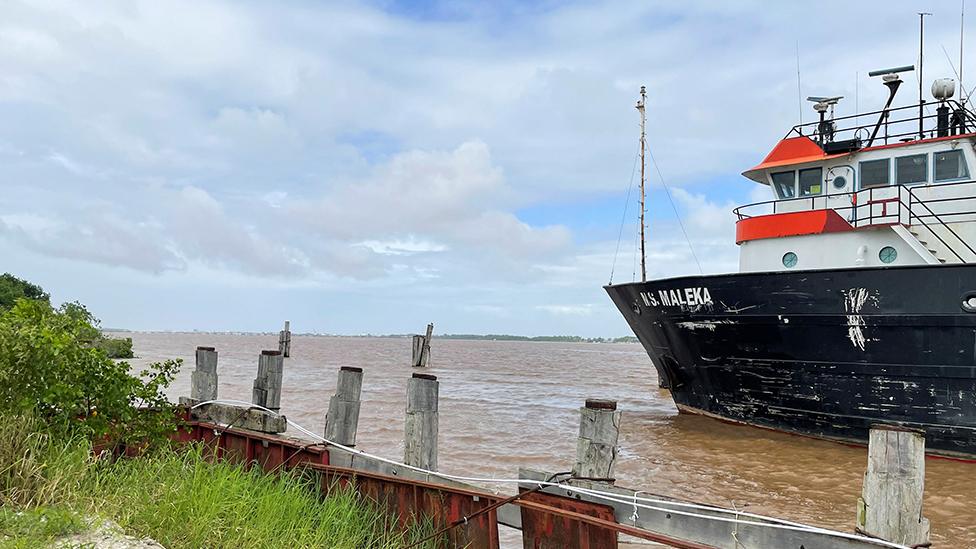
[103,329,638,344]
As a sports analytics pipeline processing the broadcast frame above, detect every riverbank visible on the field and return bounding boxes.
[0,415,437,548]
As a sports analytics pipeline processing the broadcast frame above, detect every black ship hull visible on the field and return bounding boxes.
[606,264,976,458]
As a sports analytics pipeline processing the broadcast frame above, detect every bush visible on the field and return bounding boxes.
[0,273,49,311]
[0,299,181,448]
[95,336,134,359]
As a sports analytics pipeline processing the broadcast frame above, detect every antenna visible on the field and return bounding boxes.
[796,42,803,126]
[867,65,914,147]
[919,12,932,139]
[636,86,647,283]
[962,0,967,104]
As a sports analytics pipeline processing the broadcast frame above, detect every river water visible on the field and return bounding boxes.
[129,333,975,547]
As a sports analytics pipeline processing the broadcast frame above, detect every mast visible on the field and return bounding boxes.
[636,85,647,282]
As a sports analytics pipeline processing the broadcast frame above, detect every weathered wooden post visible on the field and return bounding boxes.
[411,335,424,367]
[410,323,434,367]
[324,367,363,447]
[190,346,218,402]
[421,322,433,365]
[252,350,284,411]
[573,399,620,481]
[404,373,438,470]
[278,320,291,357]
[856,425,930,547]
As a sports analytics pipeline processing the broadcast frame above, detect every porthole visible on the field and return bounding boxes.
[962,292,976,312]
[833,175,847,189]
[782,252,798,268]
[879,246,897,264]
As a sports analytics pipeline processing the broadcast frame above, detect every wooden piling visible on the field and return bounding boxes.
[278,320,291,357]
[404,373,438,470]
[252,350,284,411]
[856,425,930,546]
[411,323,433,367]
[324,366,363,447]
[573,399,620,481]
[189,346,219,402]
[421,322,433,365]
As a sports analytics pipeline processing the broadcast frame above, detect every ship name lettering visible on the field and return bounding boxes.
[656,287,712,307]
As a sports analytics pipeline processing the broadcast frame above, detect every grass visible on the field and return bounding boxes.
[0,414,442,548]
[0,507,85,548]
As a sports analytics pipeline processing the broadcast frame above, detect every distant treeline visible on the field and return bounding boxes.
[434,334,638,343]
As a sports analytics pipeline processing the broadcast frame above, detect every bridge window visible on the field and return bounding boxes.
[860,159,889,188]
[896,154,928,185]
[798,167,823,196]
[771,171,796,198]
[934,150,969,182]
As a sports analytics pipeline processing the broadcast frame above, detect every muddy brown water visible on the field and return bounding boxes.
[128,333,975,548]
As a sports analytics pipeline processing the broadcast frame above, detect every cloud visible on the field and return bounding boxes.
[535,304,596,316]
[1,0,963,335]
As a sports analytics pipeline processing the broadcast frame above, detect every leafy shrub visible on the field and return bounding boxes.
[0,273,49,311]
[95,336,134,359]
[0,299,181,449]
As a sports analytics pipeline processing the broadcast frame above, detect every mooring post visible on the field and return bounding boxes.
[573,399,620,482]
[410,323,434,367]
[189,346,219,402]
[856,425,930,546]
[421,322,433,366]
[252,350,284,411]
[278,320,291,358]
[411,335,424,367]
[404,373,438,470]
[324,366,363,447]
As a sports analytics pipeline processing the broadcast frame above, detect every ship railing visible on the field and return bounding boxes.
[732,179,976,262]
[785,100,976,147]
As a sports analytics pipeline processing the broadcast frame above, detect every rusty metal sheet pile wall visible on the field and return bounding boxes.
[317,465,500,549]
[519,490,618,549]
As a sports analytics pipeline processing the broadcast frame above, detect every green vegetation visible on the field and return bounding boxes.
[0,272,135,360]
[0,507,85,548]
[0,274,49,311]
[0,298,179,448]
[93,335,135,359]
[0,415,439,548]
[0,273,442,548]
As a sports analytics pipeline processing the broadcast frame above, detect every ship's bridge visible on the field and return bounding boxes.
[733,78,976,272]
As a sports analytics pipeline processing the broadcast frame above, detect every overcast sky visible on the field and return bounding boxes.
[0,0,968,336]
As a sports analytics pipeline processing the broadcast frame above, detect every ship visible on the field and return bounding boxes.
[606,66,976,458]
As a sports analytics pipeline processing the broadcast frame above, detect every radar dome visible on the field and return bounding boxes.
[932,78,956,101]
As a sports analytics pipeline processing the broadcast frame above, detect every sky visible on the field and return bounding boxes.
[0,0,970,336]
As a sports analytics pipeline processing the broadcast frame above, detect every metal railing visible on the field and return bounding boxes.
[733,179,976,262]
[786,100,976,147]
